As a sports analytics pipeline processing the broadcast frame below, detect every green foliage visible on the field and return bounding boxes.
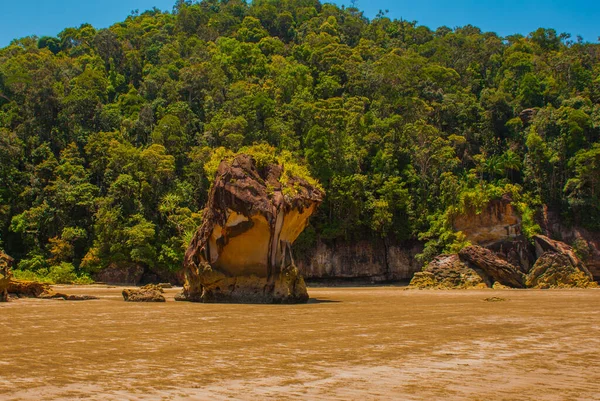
[1,0,599,278]
[12,269,54,283]
[47,262,79,284]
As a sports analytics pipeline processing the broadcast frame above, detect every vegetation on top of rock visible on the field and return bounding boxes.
[1,0,600,281]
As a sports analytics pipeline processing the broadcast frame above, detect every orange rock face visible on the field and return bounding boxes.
[453,194,521,245]
[182,154,323,303]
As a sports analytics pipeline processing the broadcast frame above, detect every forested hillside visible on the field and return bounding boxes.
[1,0,599,282]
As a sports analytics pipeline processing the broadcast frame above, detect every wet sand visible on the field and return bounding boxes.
[1,286,600,400]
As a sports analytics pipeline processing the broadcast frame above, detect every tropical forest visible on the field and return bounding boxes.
[1,0,599,283]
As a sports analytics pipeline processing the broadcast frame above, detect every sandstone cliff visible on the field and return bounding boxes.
[296,239,423,282]
[453,194,522,245]
[181,154,323,303]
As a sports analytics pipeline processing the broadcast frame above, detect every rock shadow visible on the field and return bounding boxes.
[307,298,341,304]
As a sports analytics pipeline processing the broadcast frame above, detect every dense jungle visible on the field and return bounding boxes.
[1,0,599,283]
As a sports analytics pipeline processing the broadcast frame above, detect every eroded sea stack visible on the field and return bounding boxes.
[181,154,323,303]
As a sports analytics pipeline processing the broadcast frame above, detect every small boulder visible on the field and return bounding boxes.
[122,284,166,302]
[526,252,597,289]
[484,297,506,302]
[409,254,488,289]
[459,246,525,288]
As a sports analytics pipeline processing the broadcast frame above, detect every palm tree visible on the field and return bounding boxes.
[501,150,522,181]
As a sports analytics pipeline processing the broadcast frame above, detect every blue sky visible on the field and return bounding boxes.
[1,0,599,48]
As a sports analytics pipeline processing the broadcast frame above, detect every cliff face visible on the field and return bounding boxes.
[182,154,323,303]
[453,194,521,245]
[297,240,423,282]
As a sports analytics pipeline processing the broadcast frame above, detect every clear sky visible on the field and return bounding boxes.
[1,0,599,48]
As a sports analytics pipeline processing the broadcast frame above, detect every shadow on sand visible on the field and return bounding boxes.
[307,298,341,304]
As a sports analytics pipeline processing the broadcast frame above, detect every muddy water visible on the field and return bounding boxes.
[1,286,600,400]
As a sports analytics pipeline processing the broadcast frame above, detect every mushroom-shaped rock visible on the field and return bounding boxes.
[181,154,323,303]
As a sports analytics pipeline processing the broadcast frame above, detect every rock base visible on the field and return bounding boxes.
[0,276,9,302]
[180,263,308,304]
[7,280,51,297]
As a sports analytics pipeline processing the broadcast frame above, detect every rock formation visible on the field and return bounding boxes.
[486,237,535,273]
[410,236,598,289]
[297,239,423,283]
[39,292,99,301]
[524,235,597,288]
[453,194,522,245]
[538,206,600,280]
[181,154,323,303]
[458,246,525,288]
[0,251,14,302]
[122,284,166,302]
[533,235,594,280]
[409,254,488,289]
[7,280,51,297]
[409,246,524,289]
[526,252,597,289]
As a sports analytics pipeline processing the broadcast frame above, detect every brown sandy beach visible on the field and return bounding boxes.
[1,285,599,400]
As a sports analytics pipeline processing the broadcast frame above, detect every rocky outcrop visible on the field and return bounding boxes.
[7,280,51,298]
[533,235,594,280]
[122,284,166,302]
[486,236,536,273]
[411,237,597,289]
[297,239,423,282]
[526,252,597,289]
[0,251,14,302]
[459,246,525,288]
[409,254,488,289]
[538,206,600,280]
[181,154,323,304]
[519,108,538,125]
[39,292,99,301]
[453,194,522,245]
[94,262,144,285]
[409,246,524,289]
